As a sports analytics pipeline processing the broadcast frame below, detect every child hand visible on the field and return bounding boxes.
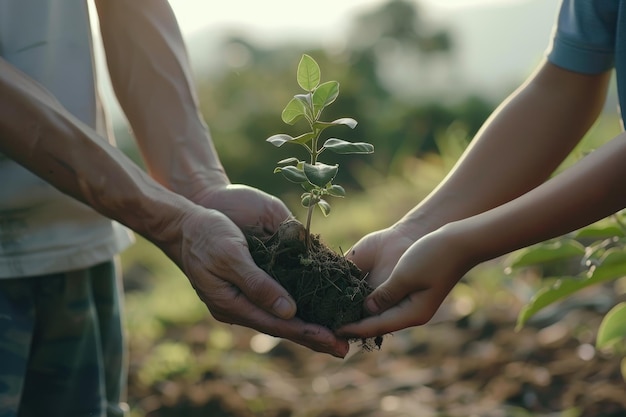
[347,226,417,289]
[338,227,473,338]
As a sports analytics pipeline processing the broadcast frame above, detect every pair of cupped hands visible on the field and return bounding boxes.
[169,184,469,358]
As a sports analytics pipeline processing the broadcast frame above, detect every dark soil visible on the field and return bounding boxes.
[245,219,378,348]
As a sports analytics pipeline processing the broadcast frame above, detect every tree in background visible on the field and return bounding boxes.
[186,0,494,200]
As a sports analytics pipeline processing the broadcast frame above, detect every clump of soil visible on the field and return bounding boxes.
[246,219,380,350]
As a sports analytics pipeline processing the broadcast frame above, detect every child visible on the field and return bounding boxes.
[338,0,626,338]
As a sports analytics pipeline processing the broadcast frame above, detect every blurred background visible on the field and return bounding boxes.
[100,1,626,416]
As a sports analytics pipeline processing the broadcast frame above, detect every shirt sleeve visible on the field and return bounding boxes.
[547,0,618,74]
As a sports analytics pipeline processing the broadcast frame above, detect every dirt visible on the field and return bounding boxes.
[122,225,626,417]
[129,299,626,417]
[245,219,379,349]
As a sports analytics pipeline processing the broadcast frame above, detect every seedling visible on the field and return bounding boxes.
[266,54,374,248]
[247,54,379,339]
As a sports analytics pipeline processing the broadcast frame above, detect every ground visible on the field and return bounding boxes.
[124,257,626,417]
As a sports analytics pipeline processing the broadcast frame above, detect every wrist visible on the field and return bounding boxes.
[172,167,231,204]
[138,117,232,201]
[393,208,445,241]
[439,218,496,269]
[113,180,198,248]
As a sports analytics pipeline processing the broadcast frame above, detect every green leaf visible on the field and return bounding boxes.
[266,134,295,147]
[574,224,626,239]
[312,81,339,115]
[597,302,626,349]
[294,93,312,107]
[301,193,313,207]
[303,163,338,188]
[297,54,320,92]
[588,249,626,281]
[281,98,306,125]
[326,184,346,197]
[516,254,626,330]
[516,278,579,331]
[294,94,313,119]
[507,239,585,269]
[317,199,331,216]
[277,157,300,165]
[323,138,374,154]
[330,117,358,129]
[301,181,316,192]
[312,118,358,138]
[274,165,307,183]
[292,132,315,145]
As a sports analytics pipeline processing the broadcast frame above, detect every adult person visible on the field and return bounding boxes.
[0,1,349,415]
[338,1,626,338]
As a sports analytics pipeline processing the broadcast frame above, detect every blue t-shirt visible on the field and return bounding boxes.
[547,0,626,124]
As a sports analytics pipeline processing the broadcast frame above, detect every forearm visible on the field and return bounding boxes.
[450,134,626,264]
[0,59,194,246]
[94,0,228,199]
[397,62,611,237]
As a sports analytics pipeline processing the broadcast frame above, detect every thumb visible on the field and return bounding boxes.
[362,259,417,315]
[363,279,406,315]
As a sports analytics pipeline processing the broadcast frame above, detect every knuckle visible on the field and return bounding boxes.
[373,286,396,309]
[239,270,268,297]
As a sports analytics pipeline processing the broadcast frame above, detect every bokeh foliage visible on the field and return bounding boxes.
[190,0,494,208]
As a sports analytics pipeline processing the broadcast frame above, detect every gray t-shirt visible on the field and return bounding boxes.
[0,0,133,278]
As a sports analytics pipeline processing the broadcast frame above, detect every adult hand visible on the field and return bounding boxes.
[162,205,349,358]
[193,184,291,235]
[338,227,472,339]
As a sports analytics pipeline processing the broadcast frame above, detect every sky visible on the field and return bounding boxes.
[168,0,534,40]
[169,0,391,38]
[165,0,563,99]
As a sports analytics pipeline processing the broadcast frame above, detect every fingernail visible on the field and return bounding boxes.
[272,296,296,319]
[366,298,380,314]
[334,343,349,359]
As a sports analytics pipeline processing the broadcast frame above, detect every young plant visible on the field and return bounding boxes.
[266,54,374,247]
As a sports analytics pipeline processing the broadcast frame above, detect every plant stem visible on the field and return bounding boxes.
[305,202,314,250]
[304,146,318,251]
[304,110,320,251]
